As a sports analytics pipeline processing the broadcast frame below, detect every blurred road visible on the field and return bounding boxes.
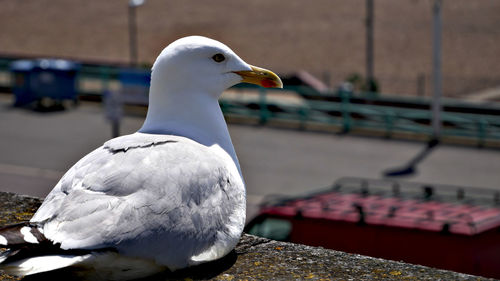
[1,94,500,220]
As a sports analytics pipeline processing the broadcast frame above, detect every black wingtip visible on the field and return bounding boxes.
[0,222,47,248]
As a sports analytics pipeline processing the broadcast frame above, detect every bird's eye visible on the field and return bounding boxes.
[212,53,225,63]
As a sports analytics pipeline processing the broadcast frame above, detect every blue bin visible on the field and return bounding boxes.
[10,59,80,107]
[10,60,35,106]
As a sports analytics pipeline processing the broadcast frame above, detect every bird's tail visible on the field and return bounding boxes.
[0,222,90,276]
[0,222,47,249]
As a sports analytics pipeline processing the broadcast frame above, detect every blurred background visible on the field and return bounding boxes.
[0,0,500,278]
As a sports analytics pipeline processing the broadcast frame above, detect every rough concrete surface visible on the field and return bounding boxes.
[0,192,494,281]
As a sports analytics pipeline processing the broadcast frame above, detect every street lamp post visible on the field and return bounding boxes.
[365,0,374,92]
[383,1,443,177]
[431,0,443,139]
[128,0,145,67]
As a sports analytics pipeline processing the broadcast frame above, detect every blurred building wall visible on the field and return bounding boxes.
[0,0,499,97]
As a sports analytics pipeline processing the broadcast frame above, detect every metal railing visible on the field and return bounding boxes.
[221,87,500,145]
[1,57,500,145]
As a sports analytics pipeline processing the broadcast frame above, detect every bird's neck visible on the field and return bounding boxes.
[139,85,241,175]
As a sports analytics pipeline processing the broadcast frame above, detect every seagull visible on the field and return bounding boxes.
[0,36,282,280]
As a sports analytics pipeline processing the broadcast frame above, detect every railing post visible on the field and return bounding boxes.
[298,106,308,130]
[478,119,487,147]
[100,66,111,94]
[340,89,352,133]
[384,111,395,137]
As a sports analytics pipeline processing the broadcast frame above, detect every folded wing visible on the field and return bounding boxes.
[30,133,246,270]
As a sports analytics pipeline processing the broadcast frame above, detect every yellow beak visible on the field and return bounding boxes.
[233,65,283,89]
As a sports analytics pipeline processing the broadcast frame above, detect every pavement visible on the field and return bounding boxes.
[1,94,500,220]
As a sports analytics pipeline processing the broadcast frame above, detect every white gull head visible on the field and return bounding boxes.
[139,36,282,174]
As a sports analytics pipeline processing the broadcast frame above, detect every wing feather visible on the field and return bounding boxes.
[30,133,245,270]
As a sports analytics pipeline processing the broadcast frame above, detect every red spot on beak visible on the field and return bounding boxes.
[261,80,276,88]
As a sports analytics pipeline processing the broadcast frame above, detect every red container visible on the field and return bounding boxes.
[246,178,500,278]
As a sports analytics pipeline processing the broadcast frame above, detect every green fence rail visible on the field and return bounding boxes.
[1,57,500,145]
[220,88,500,145]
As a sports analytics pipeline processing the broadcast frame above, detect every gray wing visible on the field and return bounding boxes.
[30,133,245,269]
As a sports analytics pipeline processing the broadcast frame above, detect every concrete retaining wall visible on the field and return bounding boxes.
[0,192,494,280]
